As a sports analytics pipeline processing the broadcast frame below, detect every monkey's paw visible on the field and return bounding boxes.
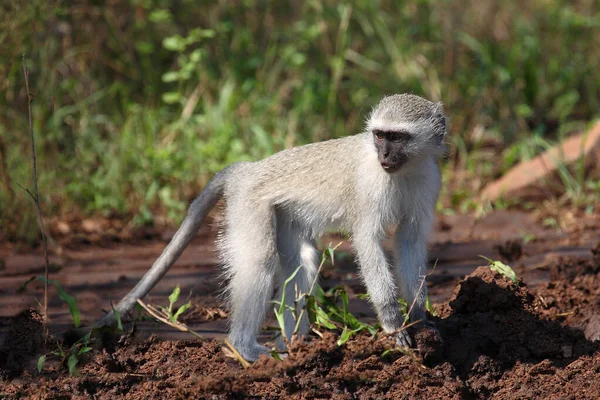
[232,343,270,362]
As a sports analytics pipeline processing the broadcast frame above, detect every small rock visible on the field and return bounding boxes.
[584,313,600,342]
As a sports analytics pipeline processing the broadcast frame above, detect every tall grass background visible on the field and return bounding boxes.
[1,0,599,241]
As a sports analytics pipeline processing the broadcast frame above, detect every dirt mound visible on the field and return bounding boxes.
[1,261,599,399]
[436,267,599,398]
[0,309,45,379]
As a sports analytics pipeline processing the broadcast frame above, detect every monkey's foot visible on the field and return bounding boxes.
[231,342,270,362]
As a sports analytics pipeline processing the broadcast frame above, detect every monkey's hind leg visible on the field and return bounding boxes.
[274,220,319,349]
[221,204,280,362]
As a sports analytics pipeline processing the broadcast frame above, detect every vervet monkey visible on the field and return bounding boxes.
[98,94,447,361]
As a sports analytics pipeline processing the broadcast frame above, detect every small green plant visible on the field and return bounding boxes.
[22,276,81,327]
[26,278,127,376]
[165,285,192,323]
[312,286,378,346]
[480,256,518,284]
[425,296,437,317]
[38,332,93,376]
[136,285,201,339]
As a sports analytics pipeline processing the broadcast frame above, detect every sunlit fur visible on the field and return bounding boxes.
[100,93,447,362]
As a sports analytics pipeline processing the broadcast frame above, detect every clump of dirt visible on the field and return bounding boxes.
[1,263,599,399]
[535,244,600,341]
[0,309,45,379]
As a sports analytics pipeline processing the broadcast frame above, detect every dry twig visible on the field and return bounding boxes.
[136,299,203,340]
[137,298,255,367]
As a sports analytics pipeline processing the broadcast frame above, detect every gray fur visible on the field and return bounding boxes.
[97,94,447,361]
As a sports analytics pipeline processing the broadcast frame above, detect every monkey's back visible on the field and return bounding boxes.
[224,133,371,231]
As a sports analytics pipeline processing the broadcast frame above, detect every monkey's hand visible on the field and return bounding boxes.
[395,319,439,349]
[395,329,413,348]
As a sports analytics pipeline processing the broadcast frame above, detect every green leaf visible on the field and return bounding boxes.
[112,304,123,332]
[162,35,185,52]
[162,71,180,83]
[37,355,46,373]
[381,349,393,358]
[326,246,335,265]
[149,9,172,23]
[53,342,65,357]
[161,92,182,104]
[315,306,336,330]
[19,276,37,292]
[337,326,353,345]
[480,256,518,284]
[338,288,349,324]
[305,295,317,325]
[366,325,378,336]
[81,331,92,345]
[78,346,93,355]
[172,301,191,322]
[189,49,203,63]
[425,296,437,317]
[274,306,286,333]
[38,277,80,327]
[168,285,181,314]
[274,265,303,332]
[67,354,80,376]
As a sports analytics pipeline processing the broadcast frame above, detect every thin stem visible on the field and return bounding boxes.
[22,54,50,338]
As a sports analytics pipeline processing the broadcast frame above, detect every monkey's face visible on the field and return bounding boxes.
[368,94,448,172]
[372,129,411,173]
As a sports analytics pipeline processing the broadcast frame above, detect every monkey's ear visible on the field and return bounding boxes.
[433,103,446,133]
[434,112,446,136]
[438,113,446,132]
[431,112,447,146]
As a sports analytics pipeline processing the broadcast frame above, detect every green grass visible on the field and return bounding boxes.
[1,1,599,240]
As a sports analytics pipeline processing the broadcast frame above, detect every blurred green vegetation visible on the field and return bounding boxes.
[1,0,599,241]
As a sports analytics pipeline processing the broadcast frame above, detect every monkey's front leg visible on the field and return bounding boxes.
[393,222,433,336]
[353,231,408,345]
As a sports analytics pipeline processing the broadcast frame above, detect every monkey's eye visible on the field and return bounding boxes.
[374,131,385,140]
[389,132,403,142]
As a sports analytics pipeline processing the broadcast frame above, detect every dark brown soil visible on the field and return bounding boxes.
[0,212,599,399]
[0,248,599,398]
[0,309,44,380]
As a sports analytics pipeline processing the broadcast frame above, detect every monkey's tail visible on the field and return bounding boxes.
[95,168,230,328]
